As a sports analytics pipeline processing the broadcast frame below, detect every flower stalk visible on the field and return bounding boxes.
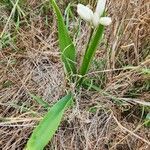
[77,0,111,85]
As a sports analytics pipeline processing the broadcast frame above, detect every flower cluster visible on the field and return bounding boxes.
[77,0,112,27]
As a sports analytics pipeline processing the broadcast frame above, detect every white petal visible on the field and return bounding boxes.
[77,4,93,22]
[99,17,112,26]
[95,0,106,17]
[92,13,100,27]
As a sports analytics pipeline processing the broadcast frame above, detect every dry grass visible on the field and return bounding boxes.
[0,0,150,150]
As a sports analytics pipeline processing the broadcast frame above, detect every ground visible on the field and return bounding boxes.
[0,0,150,150]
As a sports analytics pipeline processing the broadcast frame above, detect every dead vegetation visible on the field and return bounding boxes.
[0,0,150,150]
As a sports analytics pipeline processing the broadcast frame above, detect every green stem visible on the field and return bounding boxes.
[78,25,104,86]
[85,27,94,53]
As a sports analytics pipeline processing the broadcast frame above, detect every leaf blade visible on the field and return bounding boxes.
[78,25,104,85]
[50,0,76,76]
[29,93,50,108]
[25,93,73,150]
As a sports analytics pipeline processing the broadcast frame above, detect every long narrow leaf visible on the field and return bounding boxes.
[78,25,104,85]
[29,93,50,108]
[25,93,73,150]
[50,0,76,76]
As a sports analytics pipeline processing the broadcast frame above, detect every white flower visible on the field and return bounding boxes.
[92,13,99,27]
[99,17,112,26]
[77,4,93,22]
[77,0,112,27]
[95,0,106,17]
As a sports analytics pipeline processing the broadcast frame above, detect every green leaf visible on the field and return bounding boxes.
[144,112,150,128]
[78,25,104,85]
[29,93,50,108]
[25,93,73,150]
[141,68,150,75]
[50,0,76,77]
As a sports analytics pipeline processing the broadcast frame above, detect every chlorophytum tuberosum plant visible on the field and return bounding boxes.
[25,0,112,149]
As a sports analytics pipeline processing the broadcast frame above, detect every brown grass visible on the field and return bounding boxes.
[0,0,150,150]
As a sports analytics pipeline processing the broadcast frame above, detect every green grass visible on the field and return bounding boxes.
[144,112,150,127]
[0,0,26,22]
[29,93,50,109]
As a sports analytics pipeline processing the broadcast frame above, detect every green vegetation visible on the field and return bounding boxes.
[25,93,73,150]
[25,0,106,149]
[0,0,149,150]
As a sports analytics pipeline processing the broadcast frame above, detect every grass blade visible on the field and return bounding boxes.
[29,93,50,108]
[78,25,104,85]
[50,0,76,76]
[144,112,150,127]
[25,93,73,150]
